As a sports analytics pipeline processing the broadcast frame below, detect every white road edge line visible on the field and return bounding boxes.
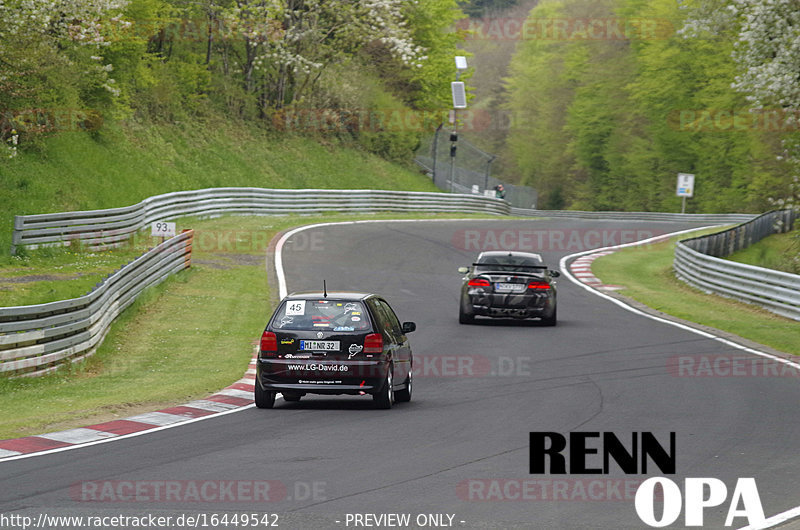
[740,506,800,530]
[559,225,800,530]
[274,217,508,299]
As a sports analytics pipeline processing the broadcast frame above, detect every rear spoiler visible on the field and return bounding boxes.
[472,263,549,270]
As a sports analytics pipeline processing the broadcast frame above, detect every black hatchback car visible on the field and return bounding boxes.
[255,292,415,409]
[458,251,560,325]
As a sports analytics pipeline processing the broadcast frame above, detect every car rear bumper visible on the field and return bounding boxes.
[465,292,554,319]
[256,358,389,395]
[473,305,547,318]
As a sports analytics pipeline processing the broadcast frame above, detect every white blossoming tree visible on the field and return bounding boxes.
[0,0,462,162]
[0,0,129,150]
[727,0,800,110]
[729,0,800,216]
[681,0,800,213]
[215,0,426,112]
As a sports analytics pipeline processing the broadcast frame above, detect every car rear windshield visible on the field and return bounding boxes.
[475,255,544,273]
[271,299,370,331]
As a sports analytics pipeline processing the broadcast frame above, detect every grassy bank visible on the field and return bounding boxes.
[0,115,438,255]
[592,228,800,356]
[726,229,799,274]
[0,113,439,306]
[0,244,147,307]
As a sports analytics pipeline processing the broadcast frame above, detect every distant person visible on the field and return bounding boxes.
[494,184,506,199]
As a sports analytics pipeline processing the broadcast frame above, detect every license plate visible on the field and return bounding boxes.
[495,283,525,293]
[300,340,340,351]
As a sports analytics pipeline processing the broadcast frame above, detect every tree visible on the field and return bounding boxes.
[681,0,800,211]
[461,0,519,18]
[0,0,130,144]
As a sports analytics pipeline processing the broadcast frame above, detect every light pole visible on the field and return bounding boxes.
[484,155,496,192]
[431,123,443,188]
[449,56,468,193]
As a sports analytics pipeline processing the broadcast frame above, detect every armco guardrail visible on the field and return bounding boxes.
[674,209,800,320]
[11,188,510,253]
[3,186,777,376]
[511,207,756,224]
[0,230,194,377]
[680,209,796,257]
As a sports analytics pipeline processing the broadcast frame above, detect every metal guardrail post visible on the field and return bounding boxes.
[10,216,24,255]
[182,229,194,269]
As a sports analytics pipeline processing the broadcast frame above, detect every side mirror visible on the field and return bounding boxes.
[549,270,561,278]
[457,266,469,274]
[402,321,416,333]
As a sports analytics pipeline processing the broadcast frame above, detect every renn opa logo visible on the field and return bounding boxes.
[529,432,765,527]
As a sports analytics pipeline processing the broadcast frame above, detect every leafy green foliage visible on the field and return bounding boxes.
[461,0,519,18]
[504,0,796,212]
[0,0,465,163]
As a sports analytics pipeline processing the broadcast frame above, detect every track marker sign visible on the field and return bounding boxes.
[676,173,694,197]
[676,173,694,213]
[151,221,176,238]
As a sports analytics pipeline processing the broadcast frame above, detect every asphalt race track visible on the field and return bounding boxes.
[1,218,800,530]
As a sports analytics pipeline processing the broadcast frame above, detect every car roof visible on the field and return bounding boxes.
[477,251,543,262]
[285,291,374,301]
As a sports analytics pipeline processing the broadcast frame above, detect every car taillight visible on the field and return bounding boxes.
[260,331,277,356]
[468,278,491,287]
[364,333,383,354]
[527,281,550,290]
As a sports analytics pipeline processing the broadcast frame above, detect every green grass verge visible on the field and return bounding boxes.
[592,227,800,356]
[726,229,800,274]
[0,212,498,440]
[0,244,147,307]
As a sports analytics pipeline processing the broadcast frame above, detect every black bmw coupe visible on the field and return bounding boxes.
[458,251,560,325]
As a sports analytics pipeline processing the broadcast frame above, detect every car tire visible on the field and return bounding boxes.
[254,381,276,409]
[282,392,301,402]
[541,306,557,327]
[395,370,412,403]
[459,298,474,324]
[373,367,394,409]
